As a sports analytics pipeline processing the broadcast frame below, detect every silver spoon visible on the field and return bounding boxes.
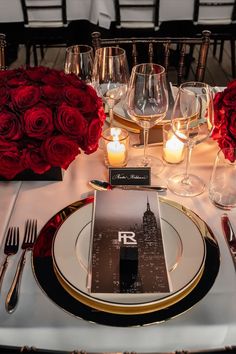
[89,179,167,193]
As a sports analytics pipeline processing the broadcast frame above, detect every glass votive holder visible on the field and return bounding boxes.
[101,127,129,168]
[209,147,236,210]
[162,123,185,164]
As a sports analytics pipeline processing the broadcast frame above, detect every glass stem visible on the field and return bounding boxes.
[182,144,193,185]
[109,108,114,127]
[143,128,149,166]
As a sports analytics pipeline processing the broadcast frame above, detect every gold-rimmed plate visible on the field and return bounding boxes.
[113,100,169,133]
[52,197,206,315]
[32,196,220,327]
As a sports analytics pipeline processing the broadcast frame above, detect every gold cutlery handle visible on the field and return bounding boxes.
[5,250,26,314]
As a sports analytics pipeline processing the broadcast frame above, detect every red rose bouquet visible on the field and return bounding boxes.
[0,66,106,179]
[212,80,236,162]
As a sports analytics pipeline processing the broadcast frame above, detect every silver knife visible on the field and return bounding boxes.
[221,213,236,270]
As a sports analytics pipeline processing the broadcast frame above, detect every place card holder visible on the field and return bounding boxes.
[109,167,151,186]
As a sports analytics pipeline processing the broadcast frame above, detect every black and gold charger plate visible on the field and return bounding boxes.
[32,196,220,327]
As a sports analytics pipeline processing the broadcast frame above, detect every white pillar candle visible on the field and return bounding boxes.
[163,134,185,164]
[107,140,126,166]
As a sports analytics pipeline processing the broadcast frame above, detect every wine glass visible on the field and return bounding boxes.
[92,47,130,126]
[64,45,94,83]
[126,63,168,175]
[168,81,214,197]
[209,147,236,209]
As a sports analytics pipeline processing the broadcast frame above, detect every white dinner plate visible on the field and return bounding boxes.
[52,198,206,314]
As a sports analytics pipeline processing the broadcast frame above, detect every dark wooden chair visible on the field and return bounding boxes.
[113,0,160,32]
[0,33,6,70]
[111,0,198,79]
[112,0,196,39]
[193,0,236,77]
[91,30,211,85]
[20,0,70,66]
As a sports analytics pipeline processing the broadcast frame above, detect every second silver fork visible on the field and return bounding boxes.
[5,219,37,314]
[0,227,19,294]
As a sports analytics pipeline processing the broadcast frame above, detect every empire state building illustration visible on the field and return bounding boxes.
[90,190,170,294]
[138,197,170,293]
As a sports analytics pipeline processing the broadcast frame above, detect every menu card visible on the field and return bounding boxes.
[89,189,171,294]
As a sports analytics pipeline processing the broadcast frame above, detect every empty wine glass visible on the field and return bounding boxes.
[209,147,236,209]
[64,45,94,83]
[168,81,214,197]
[92,47,130,126]
[126,63,168,175]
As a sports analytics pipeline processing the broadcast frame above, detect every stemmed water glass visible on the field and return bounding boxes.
[168,81,214,197]
[92,47,130,126]
[64,45,94,83]
[126,63,168,175]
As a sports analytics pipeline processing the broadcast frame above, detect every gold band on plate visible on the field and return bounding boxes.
[54,264,204,315]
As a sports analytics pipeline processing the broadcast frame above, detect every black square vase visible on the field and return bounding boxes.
[0,167,63,181]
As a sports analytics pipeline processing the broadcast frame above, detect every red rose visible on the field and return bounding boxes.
[8,77,29,87]
[86,84,100,101]
[221,146,236,162]
[213,81,236,161]
[41,69,65,86]
[23,105,54,139]
[25,66,49,82]
[222,88,236,108]
[56,103,88,139]
[22,147,51,174]
[213,107,226,128]
[0,110,23,140]
[0,87,9,106]
[42,135,80,169]
[7,69,29,87]
[0,69,19,82]
[218,135,236,151]
[227,80,236,91]
[0,139,23,179]
[213,91,223,108]
[98,105,106,123]
[229,111,236,137]
[63,73,87,89]
[82,118,103,154]
[11,86,41,111]
[63,86,98,115]
[41,85,63,105]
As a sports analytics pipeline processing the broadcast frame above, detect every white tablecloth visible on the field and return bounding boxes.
[0,0,232,30]
[0,136,236,352]
[0,0,93,23]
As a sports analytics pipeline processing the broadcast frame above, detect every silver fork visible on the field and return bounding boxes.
[5,220,37,313]
[0,227,19,294]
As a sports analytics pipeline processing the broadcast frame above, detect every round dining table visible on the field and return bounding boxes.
[0,0,232,31]
[0,127,235,352]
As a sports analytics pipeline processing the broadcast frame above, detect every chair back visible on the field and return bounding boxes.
[114,0,159,29]
[20,0,67,28]
[193,0,236,25]
[92,30,211,85]
[0,33,6,70]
